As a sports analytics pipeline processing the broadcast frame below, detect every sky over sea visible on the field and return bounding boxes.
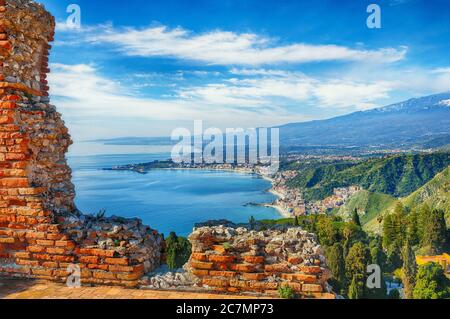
[39,0,450,142]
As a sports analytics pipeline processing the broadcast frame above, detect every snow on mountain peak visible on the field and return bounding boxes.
[439,99,450,106]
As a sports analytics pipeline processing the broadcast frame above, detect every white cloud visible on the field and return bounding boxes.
[80,25,407,66]
[48,63,305,140]
[179,70,393,110]
[431,67,450,74]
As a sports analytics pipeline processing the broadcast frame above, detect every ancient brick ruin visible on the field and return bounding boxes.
[0,0,163,288]
[0,0,334,298]
[187,222,335,298]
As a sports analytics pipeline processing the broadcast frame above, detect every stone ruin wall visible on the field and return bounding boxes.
[187,222,335,299]
[0,0,163,288]
[0,0,334,298]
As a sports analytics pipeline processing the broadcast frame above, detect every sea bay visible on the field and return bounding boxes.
[68,150,280,237]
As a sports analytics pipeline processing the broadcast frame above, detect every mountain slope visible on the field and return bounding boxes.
[364,166,450,233]
[335,190,397,224]
[288,152,450,201]
[279,92,450,150]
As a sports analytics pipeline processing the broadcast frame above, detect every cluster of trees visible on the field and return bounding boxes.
[289,204,449,299]
[383,203,448,257]
[292,213,388,298]
[382,203,449,298]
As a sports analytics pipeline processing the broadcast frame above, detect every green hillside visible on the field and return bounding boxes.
[288,152,450,201]
[334,190,397,225]
[365,166,450,233]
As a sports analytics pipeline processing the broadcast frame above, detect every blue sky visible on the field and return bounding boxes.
[38,0,450,144]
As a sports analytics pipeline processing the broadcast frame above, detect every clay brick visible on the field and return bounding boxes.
[249,281,278,290]
[202,278,229,288]
[230,264,256,273]
[229,279,248,289]
[191,269,209,277]
[116,272,143,281]
[208,255,235,263]
[108,264,144,273]
[215,262,229,271]
[0,102,17,109]
[53,269,70,277]
[287,282,303,292]
[47,233,67,240]
[265,263,291,273]
[88,264,109,271]
[93,271,116,280]
[16,259,39,266]
[302,284,323,293]
[79,256,99,264]
[42,262,59,269]
[46,247,67,255]
[209,271,237,278]
[191,252,207,261]
[288,257,303,265]
[55,240,75,249]
[0,178,28,188]
[25,232,46,240]
[292,273,317,283]
[212,245,227,254]
[32,268,54,277]
[0,237,15,244]
[27,245,46,253]
[32,253,52,261]
[242,273,267,281]
[91,249,116,258]
[300,266,322,274]
[243,256,264,264]
[14,251,30,259]
[105,257,129,266]
[191,261,214,270]
[36,239,54,246]
[51,255,74,262]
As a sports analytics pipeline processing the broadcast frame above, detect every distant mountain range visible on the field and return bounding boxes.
[91,92,450,154]
[278,91,450,151]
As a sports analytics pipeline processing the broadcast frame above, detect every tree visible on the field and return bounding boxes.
[326,243,346,294]
[407,208,420,246]
[413,263,450,299]
[348,275,364,299]
[316,217,339,247]
[166,232,192,269]
[382,214,396,250]
[420,209,447,255]
[370,238,386,269]
[345,242,371,298]
[352,209,362,227]
[401,239,417,299]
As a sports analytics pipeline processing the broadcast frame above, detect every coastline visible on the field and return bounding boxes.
[108,165,293,219]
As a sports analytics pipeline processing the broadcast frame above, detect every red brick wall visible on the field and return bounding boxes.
[0,0,163,288]
[187,224,335,299]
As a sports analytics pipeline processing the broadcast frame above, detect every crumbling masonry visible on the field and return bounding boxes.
[0,0,163,287]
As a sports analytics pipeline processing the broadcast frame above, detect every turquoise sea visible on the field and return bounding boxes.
[68,151,280,237]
